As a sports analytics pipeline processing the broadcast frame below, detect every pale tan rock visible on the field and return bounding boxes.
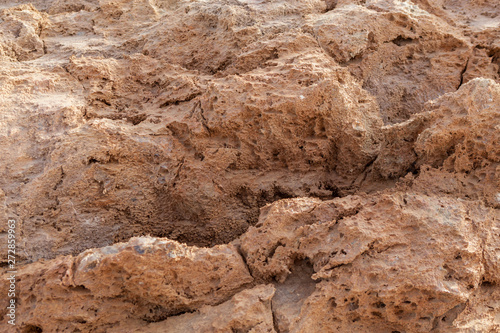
[0,4,49,61]
[453,283,500,333]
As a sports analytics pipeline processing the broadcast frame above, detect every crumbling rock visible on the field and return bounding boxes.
[241,192,499,332]
[374,78,500,208]
[0,237,253,331]
[0,0,499,331]
[313,2,471,123]
[118,284,277,333]
[0,4,48,61]
[2,0,498,259]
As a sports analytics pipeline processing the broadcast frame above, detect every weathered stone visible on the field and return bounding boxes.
[0,237,253,331]
[0,0,499,331]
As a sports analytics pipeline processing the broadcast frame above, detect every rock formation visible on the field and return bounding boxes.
[0,0,499,331]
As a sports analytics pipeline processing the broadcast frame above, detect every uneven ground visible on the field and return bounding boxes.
[0,0,499,332]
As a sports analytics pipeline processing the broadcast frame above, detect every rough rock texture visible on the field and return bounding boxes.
[0,237,253,331]
[120,284,277,333]
[374,78,500,207]
[241,193,499,332]
[0,0,499,332]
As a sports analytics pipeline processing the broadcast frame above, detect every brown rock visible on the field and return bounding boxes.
[313,2,471,123]
[0,237,252,331]
[374,78,500,207]
[114,284,277,333]
[72,236,253,310]
[241,192,498,332]
[0,0,500,331]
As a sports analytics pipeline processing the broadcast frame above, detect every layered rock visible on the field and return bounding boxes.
[2,189,499,332]
[0,0,499,331]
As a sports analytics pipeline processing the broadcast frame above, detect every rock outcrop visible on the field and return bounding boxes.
[0,0,499,332]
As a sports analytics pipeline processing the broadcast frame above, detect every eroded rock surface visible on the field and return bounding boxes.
[241,192,499,332]
[0,0,499,332]
[0,237,253,331]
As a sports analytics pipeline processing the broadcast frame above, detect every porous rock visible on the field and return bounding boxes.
[0,237,253,331]
[0,0,499,332]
